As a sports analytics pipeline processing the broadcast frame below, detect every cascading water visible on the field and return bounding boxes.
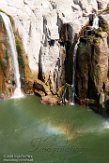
[69,40,80,105]
[92,14,99,29]
[0,12,24,98]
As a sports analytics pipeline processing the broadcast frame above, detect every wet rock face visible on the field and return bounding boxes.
[0,14,33,98]
[0,16,15,98]
[76,30,109,109]
[91,32,109,94]
[76,38,91,99]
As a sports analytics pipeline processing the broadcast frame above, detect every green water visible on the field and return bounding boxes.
[0,96,109,163]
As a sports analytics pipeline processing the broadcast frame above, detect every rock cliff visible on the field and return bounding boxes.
[0,0,98,89]
[76,30,109,108]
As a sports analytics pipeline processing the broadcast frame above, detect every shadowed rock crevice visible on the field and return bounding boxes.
[60,23,73,85]
[38,47,44,82]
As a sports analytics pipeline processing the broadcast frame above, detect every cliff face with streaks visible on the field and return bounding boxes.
[0,0,98,94]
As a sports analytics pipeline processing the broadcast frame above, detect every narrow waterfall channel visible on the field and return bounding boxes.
[0,12,24,98]
[92,14,99,29]
[70,40,80,105]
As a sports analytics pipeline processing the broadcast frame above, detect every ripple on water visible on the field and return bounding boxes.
[104,121,109,129]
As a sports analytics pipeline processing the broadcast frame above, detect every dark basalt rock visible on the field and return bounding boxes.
[76,29,109,112]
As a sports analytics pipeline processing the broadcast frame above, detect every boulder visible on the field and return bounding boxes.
[41,95,59,106]
[22,80,34,95]
[33,79,51,97]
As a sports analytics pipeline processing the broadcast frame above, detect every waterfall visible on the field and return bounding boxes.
[92,14,99,29]
[0,12,24,98]
[61,40,80,106]
[69,40,80,105]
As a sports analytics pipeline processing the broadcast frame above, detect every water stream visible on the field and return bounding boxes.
[0,12,23,98]
[92,14,99,29]
[70,39,80,105]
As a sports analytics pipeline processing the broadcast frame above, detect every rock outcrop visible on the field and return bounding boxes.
[76,28,109,112]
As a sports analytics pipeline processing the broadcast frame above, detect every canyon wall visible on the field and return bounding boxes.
[0,0,98,95]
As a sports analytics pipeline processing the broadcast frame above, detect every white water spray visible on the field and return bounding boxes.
[92,14,99,29]
[0,12,24,98]
[104,121,109,129]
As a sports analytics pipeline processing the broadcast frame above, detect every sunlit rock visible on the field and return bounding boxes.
[41,95,59,106]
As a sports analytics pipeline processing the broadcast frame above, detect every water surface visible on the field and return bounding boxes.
[0,96,109,163]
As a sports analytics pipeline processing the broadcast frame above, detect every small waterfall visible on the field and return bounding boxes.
[69,40,80,105]
[61,40,80,106]
[0,12,24,98]
[92,14,99,29]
